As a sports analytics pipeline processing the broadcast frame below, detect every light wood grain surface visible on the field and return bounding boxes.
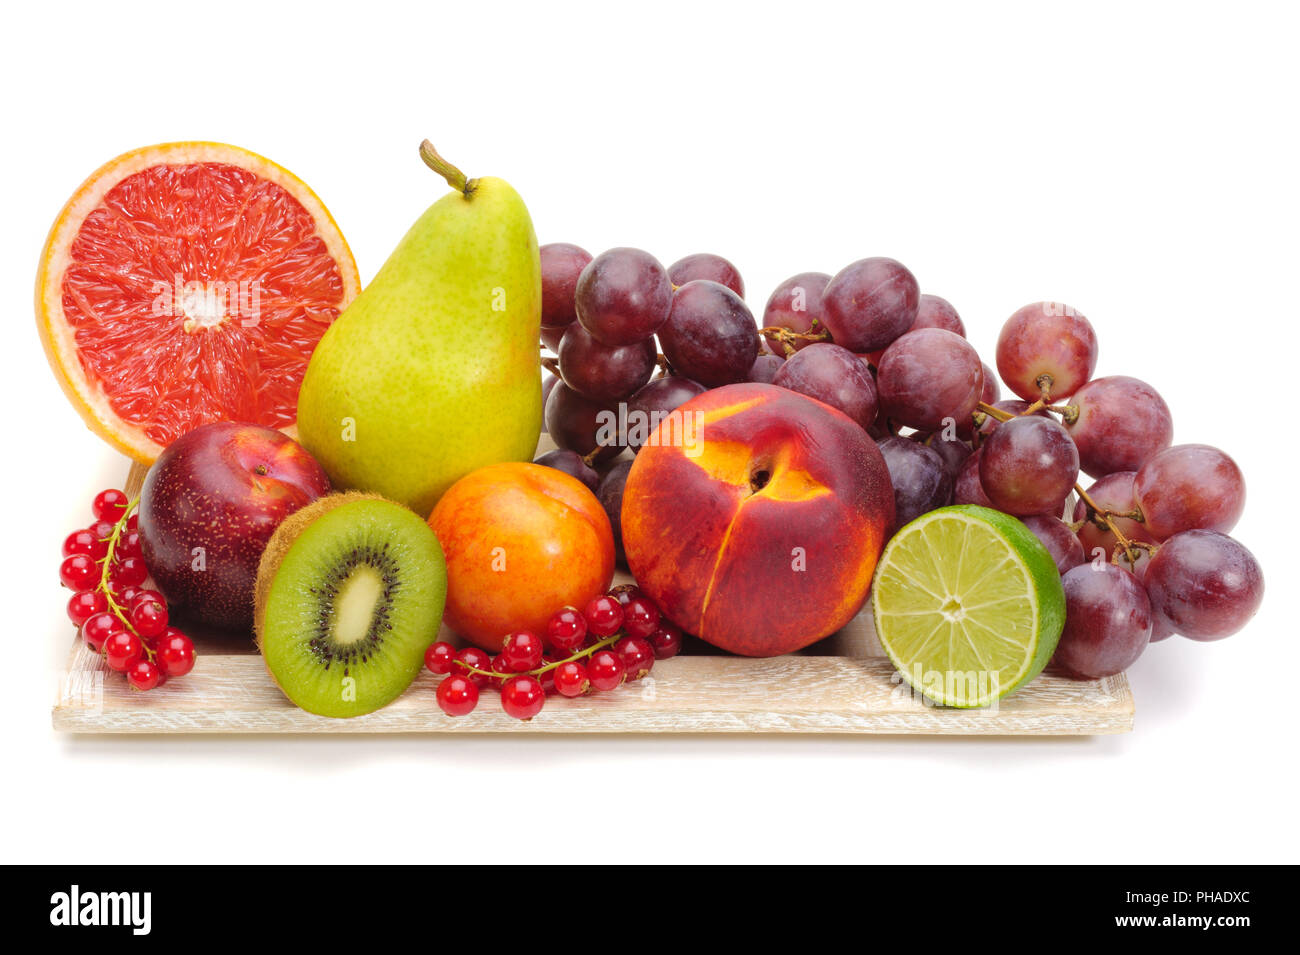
[52,456,1134,735]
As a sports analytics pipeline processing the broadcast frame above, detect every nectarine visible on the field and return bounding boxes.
[622,383,893,656]
[430,462,615,652]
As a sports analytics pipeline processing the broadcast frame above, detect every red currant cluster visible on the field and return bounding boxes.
[60,488,196,691]
[426,584,683,720]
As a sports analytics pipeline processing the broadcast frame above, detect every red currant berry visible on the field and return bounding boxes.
[90,520,116,544]
[584,595,625,638]
[126,658,162,691]
[126,514,139,532]
[454,647,493,687]
[156,631,195,678]
[62,527,108,561]
[501,630,545,671]
[92,489,129,523]
[501,675,546,720]
[114,585,142,609]
[80,612,121,652]
[614,635,655,681]
[59,554,98,591]
[537,660,558,696]
[116,530,144,560]
[621,597,660,639]
[110,556,149,588]
[553,660,589,698]
[130,597,169,639]
[608,583,646,607]
[587,649,627,691]
[67,590,107,628]
[545,607,587,652]
[437,674,480,716]
[649,620,684,659]
[424,641,456,675]
[104,631,145,672]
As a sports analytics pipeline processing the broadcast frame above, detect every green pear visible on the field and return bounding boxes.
[297,142,541,517]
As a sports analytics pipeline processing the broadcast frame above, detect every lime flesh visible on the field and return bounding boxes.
[872,505,1066,708]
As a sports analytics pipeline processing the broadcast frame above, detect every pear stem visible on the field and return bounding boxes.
[419,140,478,197]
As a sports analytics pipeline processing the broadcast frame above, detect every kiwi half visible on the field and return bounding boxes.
[254,492,447,718]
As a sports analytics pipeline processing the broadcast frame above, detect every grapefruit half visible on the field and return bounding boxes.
[36,142,361,463]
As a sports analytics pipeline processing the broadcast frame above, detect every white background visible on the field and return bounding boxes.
[3,0,1296,863]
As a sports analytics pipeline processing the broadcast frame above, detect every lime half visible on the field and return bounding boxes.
[872,505,1066,708]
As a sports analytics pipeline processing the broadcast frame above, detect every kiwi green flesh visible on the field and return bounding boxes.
[258,497,447,718]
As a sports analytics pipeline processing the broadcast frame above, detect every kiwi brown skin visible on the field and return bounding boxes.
[252,491,387,653]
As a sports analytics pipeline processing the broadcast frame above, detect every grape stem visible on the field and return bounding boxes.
[758,319,832,356]
[1073,481,1152,566]
[976,401,1015,423]
[540,354,560,377]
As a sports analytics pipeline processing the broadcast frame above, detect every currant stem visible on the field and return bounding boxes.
[453,633,623,680]
[96,496,154,660]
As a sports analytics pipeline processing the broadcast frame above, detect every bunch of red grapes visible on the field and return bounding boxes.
[537,247,1263,681]
[426,585,682,719]
[59,488,196,691]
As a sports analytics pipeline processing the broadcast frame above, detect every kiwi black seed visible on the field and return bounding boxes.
[254,492,447,718]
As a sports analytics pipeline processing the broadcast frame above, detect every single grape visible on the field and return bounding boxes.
[541,373,559,416]
[1134,444,1245,539]
[821,257,919,352]
[877,328,984,431]
[1020,514,1086,576]
[996,302,1098,401]
[1144,530,1263,641]
[761,271,831,356]
[534,449,600,493]
[658,280,760,387]
[540,242,593,330]
[953,449,995,508]
[575,247,673,346]
[979,363,1000,404]
[544,381,621,463]
[556,323,656,402]
[979,415,1079,516]
[747,354,784,384]
[772,343,878,430]
[911,294,965,337]
[922,433,973,481]
[1054,563,1152,678]
[624,375,707,452]
[1064,375,1173,477]
[540,325,565,353]
[876,437,953,529]
[667,253,744,297]
[1072,471,1157,561]
[597,460,633,565]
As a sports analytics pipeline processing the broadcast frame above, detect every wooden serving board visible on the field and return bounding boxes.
[51,460,1134,735]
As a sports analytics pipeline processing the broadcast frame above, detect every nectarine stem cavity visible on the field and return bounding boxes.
[419,140,477,197]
